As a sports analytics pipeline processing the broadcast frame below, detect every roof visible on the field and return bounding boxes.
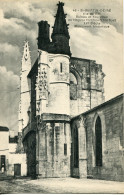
[52,2,70,39]
[0,126,9,132]
[71,93,124,121]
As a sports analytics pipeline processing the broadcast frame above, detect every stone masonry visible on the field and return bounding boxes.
[19,2,124,181]
[71,94,124,181]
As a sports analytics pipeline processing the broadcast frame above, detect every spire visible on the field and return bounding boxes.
[51,2,71,56]
[22,40,31,71]
[52,2,70,39]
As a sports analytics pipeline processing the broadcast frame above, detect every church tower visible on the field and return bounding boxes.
[18,41,31,133]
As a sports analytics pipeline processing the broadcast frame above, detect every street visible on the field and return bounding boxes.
[0,177,124,194]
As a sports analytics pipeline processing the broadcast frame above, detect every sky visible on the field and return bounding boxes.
[0,0,123,135]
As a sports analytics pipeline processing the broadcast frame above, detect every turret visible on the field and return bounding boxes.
[37,21,50,51]
[51,2,71,56]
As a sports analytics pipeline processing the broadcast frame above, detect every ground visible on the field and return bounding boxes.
[0,178,124,194]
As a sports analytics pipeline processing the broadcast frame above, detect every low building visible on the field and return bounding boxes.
[0,126,9,175]
[0,127,27,177]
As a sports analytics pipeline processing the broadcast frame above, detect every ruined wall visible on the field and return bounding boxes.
[36,115,71,178]
[70,57,105,117]
[85,95,124,181]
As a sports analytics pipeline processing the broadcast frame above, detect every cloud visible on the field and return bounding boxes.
[0,1,55,72]
[0,42,22,76]
[1,1,55,24]
[0,10,36,39]
[0,66,20,134]
[0,42,20,57]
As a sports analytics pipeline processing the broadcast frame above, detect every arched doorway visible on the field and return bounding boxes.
[95,116,102,166]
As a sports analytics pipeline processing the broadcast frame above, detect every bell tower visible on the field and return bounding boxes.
[18,40,31,133]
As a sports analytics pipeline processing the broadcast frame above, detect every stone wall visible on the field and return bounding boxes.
[19,41,31,132]
[70,57,105,117]
[48,54,70,115]
[21,60,38,178]
[84,94,124,181]
[70,117,87,178]
[23,131,36,178]
[36,114,71,178]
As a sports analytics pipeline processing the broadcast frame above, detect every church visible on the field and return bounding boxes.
[18,2,124,181]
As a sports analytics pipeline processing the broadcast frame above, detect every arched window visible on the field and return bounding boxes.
[70,73,77,100]
[74,127,79,168]
[70,73,77,85]
[95,116,102,166]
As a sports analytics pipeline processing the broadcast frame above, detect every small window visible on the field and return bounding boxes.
[60,63,63,73]
[64,143,67,155]
[64,123,66,135]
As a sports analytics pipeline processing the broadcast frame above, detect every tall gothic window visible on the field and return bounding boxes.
[70,73,77,100]
[60,63,63,72]
[74,127,79,168]
[95,116,102,166]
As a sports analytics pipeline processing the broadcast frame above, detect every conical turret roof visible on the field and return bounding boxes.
[52,2,70,38]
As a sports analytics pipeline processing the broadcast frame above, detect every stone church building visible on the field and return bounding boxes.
[18,2,124,181]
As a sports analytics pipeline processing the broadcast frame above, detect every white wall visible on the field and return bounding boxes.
[8,153,27,176]
[0,131,9,151]
[9,143,17,153]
